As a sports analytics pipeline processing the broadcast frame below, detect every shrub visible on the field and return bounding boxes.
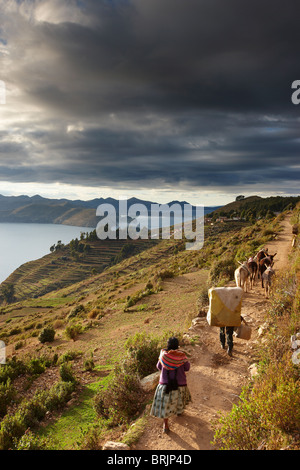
[83,353,95,371]
[43,381,75,411]
[88,308,99,319]
[267,273,296,318]
[208,256,236,285]
[83,359,95,371]
[16,430,51,450]
[262,228,275,237]
[124,332,160,378]
[59,362,76,383]
[0,358,27,385]
[52,353,58,365]
[0,379,15,418]
[0,381,76,449]
[145,280,153,290]
[0,413,27,450]
[58,350,83,363]
[111,243,137,265]
[124,290,152,310]
[9,327,22,336]
[64,322,83,341]
[14,341,24,351]
[53,319,64,329]
[27,358,45,376]
[93,366,144,425]
[156,269,175,280]
[67,304,85,320]
[16,393,47,428]
[196,282,209,312]
[38,325,55,343]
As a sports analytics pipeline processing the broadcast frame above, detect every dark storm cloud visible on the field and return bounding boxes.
[1,0,300,195]
[17,0,300,115]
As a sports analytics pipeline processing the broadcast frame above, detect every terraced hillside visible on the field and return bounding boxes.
[0,210,279,304]
[0,236,160,302]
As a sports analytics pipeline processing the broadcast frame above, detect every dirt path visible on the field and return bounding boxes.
[134,216,293,450]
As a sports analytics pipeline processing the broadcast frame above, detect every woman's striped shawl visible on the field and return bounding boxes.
[159,348,188,370]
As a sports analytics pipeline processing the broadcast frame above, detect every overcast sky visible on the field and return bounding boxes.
[0,0,300,206]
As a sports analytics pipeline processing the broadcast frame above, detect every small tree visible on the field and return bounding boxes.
[55,240,64,251]
[38,326,55,344]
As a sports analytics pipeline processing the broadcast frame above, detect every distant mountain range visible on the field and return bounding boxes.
[0,194,221,227]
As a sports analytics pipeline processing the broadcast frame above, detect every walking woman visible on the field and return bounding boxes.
[150,337,191,433]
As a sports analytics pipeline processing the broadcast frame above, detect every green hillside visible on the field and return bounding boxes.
[208,195,300,219]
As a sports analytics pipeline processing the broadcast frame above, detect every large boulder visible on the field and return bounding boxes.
[102,441,130,450]
[140,371,160,392]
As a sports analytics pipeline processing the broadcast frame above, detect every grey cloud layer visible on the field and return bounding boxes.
[0,0,300,194]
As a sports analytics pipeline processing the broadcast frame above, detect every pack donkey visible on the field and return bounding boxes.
[247,257,258,289]
[262,266,275,298]
[234,261,251,292]
[258,253,277,287]
[254,249,268,278]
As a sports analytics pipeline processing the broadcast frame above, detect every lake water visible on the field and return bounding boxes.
[0,209,206,285]
[0,223,94,284]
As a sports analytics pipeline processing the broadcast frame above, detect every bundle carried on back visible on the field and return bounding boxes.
[159,348,188,370]
[206,286,243,327]
[159,348,188,394]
